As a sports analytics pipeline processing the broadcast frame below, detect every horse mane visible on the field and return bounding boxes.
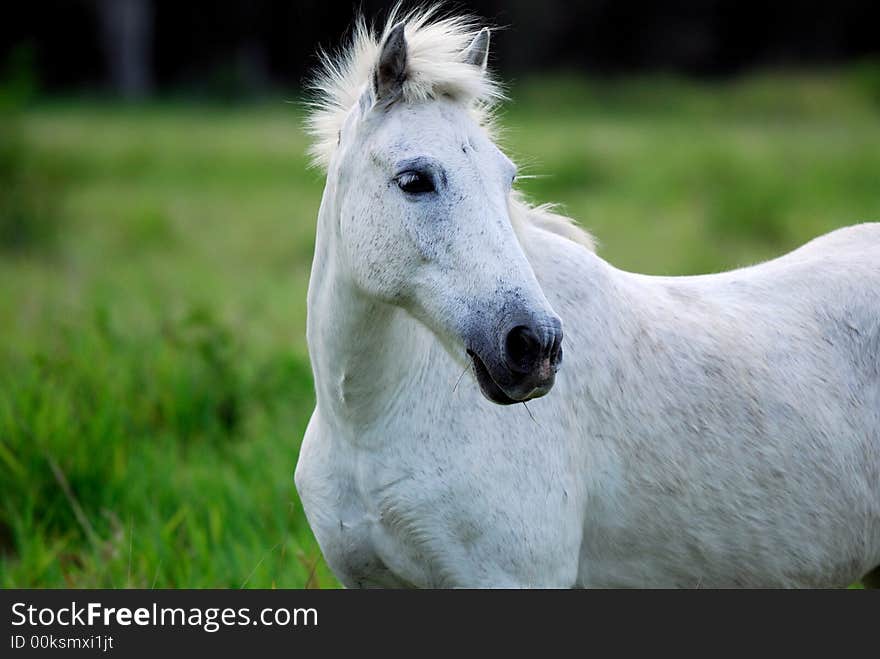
[305,4,596,252]
[509,193,597,252]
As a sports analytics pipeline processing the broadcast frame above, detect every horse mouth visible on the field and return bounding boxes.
[467,349,552,405]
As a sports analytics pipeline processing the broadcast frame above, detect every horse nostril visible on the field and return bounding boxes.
[505,325,541,373]
[549,328,563,368]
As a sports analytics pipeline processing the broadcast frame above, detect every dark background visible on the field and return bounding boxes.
[3,0,880,98]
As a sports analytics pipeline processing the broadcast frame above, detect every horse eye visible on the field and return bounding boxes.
[396,171,435,194]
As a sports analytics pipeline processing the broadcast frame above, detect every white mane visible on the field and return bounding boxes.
[305,5,596,251]
[305,6,501,169]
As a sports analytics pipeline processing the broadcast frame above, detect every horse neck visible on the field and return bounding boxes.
[307,189,433,427]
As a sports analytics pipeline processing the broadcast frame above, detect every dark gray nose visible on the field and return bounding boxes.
[503,319,563,376]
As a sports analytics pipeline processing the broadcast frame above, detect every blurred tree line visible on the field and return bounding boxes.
[1,0,879,98]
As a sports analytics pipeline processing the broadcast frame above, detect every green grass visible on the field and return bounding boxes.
[2,71,879,588]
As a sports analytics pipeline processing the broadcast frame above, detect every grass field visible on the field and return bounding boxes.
[2,71,879,588]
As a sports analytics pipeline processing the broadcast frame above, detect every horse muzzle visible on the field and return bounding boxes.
[466,315,563,405]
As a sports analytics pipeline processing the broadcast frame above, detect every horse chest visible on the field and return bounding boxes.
[296,407,588,587]
[296,413,468,587]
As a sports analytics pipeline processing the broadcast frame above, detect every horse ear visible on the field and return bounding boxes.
[373,23,408,101]
[463,28,490,71]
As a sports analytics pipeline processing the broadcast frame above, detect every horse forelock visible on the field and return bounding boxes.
[305,4,503,170]
[305,4,596,252]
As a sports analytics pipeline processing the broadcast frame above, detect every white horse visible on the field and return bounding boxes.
[294,9,880,588]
